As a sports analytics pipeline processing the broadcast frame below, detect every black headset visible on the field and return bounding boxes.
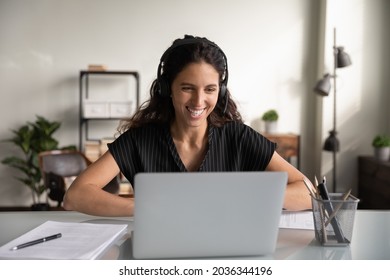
[156,36,229,113]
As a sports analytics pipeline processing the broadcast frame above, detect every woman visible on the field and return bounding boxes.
[63,35,312,216]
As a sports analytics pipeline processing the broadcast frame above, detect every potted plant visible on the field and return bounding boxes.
[372,134,390,161]
[262,109,279,133]
[1,115,74,210]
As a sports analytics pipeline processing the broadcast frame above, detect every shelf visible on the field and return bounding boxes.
[79,70,140,151]
[80,70,139,76]
[80,117,124,121]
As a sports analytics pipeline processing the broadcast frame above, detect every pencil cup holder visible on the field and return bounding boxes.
[311,193,359,246]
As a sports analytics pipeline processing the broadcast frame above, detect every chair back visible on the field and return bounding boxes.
[38,149,120,207]
[39,150,90,178]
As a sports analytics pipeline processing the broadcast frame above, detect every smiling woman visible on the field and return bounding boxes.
[171,62,220,129]
[63,35,312,217]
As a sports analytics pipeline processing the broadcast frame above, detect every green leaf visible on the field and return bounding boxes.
[262,109,279,121]
[1,115,68,201]
[372,134,390,147]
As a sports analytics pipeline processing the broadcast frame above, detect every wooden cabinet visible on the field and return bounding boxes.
[358,156,390,209]
[263,133,300,169]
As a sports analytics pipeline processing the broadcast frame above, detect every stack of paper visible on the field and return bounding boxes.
[279,210,314,230]
[0,221,128,260]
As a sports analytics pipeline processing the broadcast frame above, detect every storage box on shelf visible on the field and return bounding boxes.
[82,101,134,119]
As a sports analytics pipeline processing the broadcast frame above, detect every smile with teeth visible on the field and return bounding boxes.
[187,107,205,117]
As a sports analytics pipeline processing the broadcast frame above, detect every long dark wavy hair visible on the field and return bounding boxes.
[118,35,243,133]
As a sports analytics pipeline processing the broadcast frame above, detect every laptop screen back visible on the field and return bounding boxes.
[132,171,287,259]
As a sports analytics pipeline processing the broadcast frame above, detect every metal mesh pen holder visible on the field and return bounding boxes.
[311,193,359,246]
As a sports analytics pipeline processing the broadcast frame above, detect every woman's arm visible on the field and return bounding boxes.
[63,151,134,217]
[266,152,312,211]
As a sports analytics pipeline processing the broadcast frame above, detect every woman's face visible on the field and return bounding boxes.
[170,61,220,130]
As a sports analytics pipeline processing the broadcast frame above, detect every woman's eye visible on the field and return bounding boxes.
[182,86,194,92]
[206,87,217,94]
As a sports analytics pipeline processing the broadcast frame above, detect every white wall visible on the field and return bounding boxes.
[0,0,388,207]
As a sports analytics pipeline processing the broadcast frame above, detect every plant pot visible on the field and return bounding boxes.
[264,121,277,133]
[374,147,390,161]
[31,203,50,211]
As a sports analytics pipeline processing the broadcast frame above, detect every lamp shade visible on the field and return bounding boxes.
[323,130,340,152]
[314,74,331,96]
[336,47,352,68]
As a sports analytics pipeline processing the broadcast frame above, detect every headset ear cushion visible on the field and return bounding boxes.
[219,83,227,99]
[157,76,170,98]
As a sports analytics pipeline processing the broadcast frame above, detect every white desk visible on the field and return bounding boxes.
[0,210,389,259]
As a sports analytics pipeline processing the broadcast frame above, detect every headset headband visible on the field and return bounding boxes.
[157,36,228,85]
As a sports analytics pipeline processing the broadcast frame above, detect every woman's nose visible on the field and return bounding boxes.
[191,90,204,106]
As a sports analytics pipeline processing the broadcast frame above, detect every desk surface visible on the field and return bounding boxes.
[0,210,389,260]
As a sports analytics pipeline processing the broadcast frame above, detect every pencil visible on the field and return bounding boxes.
[302,177,316,198]
[325,189,352,227]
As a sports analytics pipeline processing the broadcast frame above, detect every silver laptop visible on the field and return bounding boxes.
[131,171,287,259]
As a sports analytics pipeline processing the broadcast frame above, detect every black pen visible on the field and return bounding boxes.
[317,176,330,200]
[10,233,62,251]
[317,177,346,243]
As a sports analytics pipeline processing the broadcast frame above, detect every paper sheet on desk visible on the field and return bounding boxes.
[0,220,128,260]
[279,210,314,230]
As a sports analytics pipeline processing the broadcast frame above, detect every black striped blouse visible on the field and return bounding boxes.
[108,122,276,185]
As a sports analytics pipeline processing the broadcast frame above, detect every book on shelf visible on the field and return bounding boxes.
[84,140,100,162]
[87,64,107,71]
[84,138,115,162]
[100,138,114,155]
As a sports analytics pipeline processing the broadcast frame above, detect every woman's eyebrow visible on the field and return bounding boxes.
[180,82,218,87]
